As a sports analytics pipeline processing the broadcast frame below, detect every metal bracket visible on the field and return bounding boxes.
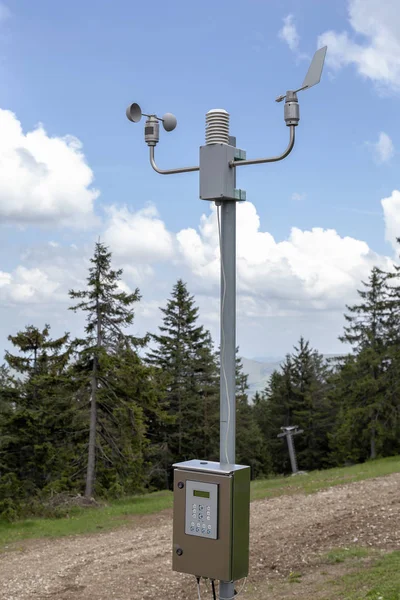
[149,146,199,175]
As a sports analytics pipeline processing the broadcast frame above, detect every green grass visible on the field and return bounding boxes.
[0,455,399,548]
[0,490,172,548]
[323,546,373,565]
[246,549,400,599]
[327,550,400,599]
[250,455,400,501]
[288,571,303,584]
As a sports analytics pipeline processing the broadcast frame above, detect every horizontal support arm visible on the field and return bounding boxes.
[149,146,199,175]
[230,125,296,168]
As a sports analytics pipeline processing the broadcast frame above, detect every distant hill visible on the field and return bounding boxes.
[240,357,283,399]
[241,354,341,400]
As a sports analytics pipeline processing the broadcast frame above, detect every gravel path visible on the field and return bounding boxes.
[1,473,399,600]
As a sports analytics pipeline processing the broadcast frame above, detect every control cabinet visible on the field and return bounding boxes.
[172,460,250,582]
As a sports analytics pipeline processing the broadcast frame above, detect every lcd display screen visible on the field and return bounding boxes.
[193,490,210,499]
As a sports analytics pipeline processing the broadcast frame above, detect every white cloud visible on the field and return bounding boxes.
[382,190,400,249]
[279,14,300,52]
[318,0,400,93]
[0,242,91,307]
[103,204,175,263]
[367,132,395,163]
[177,202,392,313]
[0,266,61,303]
[0,270,11,287]
[2,198,398,320]
[0,109,99,227]
[2,193,400,357]
[291,192,306,201]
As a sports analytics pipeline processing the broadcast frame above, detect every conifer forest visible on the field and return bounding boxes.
[1,241,400,520]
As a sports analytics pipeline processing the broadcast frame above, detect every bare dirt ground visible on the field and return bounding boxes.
[1,473,399,600]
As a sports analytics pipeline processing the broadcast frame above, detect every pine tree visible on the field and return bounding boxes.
[381,241,400,454]
[261,340,333,474]
[290,338,333,470]
[0,326,76,508]
[339,267,388,352]
[69,241,149,497]
[147,280,219,480]
[91,348,167,496]
[195,331,220,461]
[262,356,297,473]
[5,324,72,378]
[332,267,397,462]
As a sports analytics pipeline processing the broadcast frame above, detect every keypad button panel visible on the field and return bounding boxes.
[184,480,218,540]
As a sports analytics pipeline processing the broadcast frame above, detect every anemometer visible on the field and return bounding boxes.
[126,46,327,599]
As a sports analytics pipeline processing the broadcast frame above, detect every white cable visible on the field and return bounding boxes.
[219,577,247,599]
[216,203,230,464]
[216,207,248,599]
[196,578,202,600]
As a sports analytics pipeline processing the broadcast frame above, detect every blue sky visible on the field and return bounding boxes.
[1,0,400,360]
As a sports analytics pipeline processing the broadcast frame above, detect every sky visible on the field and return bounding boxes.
[1,0,400,360]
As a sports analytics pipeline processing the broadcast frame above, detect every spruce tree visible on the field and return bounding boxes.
[5,324,72,378]
[333,267,396,462]
[147,280,219,478]
[69,241,149,497]
[381,242,400,454]
[0,326,75,507]
[261,340,333,473]
[290,338,333,470]
[195,331,220,461]
[262,356,297,473]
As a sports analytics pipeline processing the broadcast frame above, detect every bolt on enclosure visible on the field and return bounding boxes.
[172,460,250,582]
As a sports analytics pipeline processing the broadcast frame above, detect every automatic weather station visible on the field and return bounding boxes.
[126,46,327,600]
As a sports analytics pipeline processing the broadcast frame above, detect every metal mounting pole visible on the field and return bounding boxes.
[219,198,236,600]
[219,199,236,467]
[286,433,298,474]
[278,426,303,474]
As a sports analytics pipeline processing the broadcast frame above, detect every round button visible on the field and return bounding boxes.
[177,481,184,489]
[176,548,183,556]
[207,516,211,520]
[207,506,211,510]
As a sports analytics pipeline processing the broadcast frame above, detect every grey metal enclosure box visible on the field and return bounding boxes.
[172,460,250,582]
[199,144,237,201]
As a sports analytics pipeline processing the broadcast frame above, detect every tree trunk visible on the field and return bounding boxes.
[178,389,182,455]
[85,362,98,498]
[85,297,102,498]
[370,426,376,460]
